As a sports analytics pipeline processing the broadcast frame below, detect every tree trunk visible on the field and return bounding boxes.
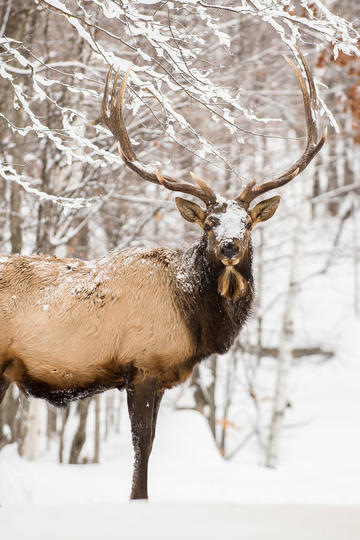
[58,405,70,464]
[190,355,218,445]
[93,395,100,463]
[105,392,114,440]
[115,393,122,434]
[69,398,91,464]
[0,386,20,449]
[18,399,45,460]
[46,404,57,450]
[352,201,359,317]
[266,189,307,468]
[207,355,217,443]
[219,354,233,458]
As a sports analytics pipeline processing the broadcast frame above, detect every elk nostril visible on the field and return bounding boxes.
[220,242,238,259]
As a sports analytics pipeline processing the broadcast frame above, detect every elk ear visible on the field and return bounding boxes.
[250,196,280,226]
[175,197,206,227]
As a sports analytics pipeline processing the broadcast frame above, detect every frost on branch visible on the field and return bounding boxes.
[0,0,358,208]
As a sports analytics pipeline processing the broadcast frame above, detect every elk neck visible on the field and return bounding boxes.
[173,233,254,359]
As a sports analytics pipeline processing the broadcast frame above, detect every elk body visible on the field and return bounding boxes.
[0,48,326,500]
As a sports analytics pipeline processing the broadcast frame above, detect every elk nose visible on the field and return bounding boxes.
[220,242,239,260]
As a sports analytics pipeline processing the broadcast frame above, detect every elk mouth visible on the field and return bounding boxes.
[219,255,241,267]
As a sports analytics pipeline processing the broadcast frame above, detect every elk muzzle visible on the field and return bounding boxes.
[218,240,242,266]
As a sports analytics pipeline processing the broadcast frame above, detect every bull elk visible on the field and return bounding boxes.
[0,48,326,500]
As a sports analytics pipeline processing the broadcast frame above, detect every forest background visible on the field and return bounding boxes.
[0,0,359,505]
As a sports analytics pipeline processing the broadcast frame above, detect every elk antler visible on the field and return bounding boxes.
[237,46,327,209]
[92,66,216,206]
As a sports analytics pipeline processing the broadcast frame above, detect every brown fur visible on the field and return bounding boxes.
[217,266,246,302]
[172,236,254,358]
[0,248,196,404]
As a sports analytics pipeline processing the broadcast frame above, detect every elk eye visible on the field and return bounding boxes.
[246,219,252,230]
[208,217,219,227]
[204,216,219,231]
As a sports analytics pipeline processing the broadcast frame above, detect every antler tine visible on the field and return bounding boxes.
[190,172,217,204]
[237,47,327,208]
[156,170,216,205]
[286,48,317,146]
[110,67,120,108]
[91,66,112,128]
[92,66,217,205]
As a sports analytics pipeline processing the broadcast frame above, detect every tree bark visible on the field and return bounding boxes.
[18,398,45,460]
[69,398,91,464]
[58,405,70,464]
[93,395,100,463]
[266,191,307,468]
[352,200,359,317]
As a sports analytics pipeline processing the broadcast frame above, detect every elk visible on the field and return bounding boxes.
[0,48,326,500]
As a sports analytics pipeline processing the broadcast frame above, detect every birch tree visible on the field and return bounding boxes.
[266,201,306,468]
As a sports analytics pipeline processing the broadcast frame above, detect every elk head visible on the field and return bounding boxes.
[92,47,326,302]
[157,172,280,301]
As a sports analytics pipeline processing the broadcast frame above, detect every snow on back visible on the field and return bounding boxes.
[176,245,198,293]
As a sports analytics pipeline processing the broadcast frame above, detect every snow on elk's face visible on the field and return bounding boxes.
[203,199,250,266]
[174,194,281,302]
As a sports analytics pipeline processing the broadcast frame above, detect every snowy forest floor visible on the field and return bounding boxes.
[1,503,360,540]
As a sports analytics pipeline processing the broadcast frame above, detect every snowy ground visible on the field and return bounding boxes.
[1,503,360,540]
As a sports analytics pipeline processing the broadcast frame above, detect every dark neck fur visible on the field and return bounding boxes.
[174,235,254,358]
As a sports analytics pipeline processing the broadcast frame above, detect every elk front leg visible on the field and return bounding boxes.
[150,390,163,454]
[126,374,162,500]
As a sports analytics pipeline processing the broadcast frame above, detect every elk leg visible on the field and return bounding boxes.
[150,390,163,454]
[0,377,10,405]
[126,374,159,500]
